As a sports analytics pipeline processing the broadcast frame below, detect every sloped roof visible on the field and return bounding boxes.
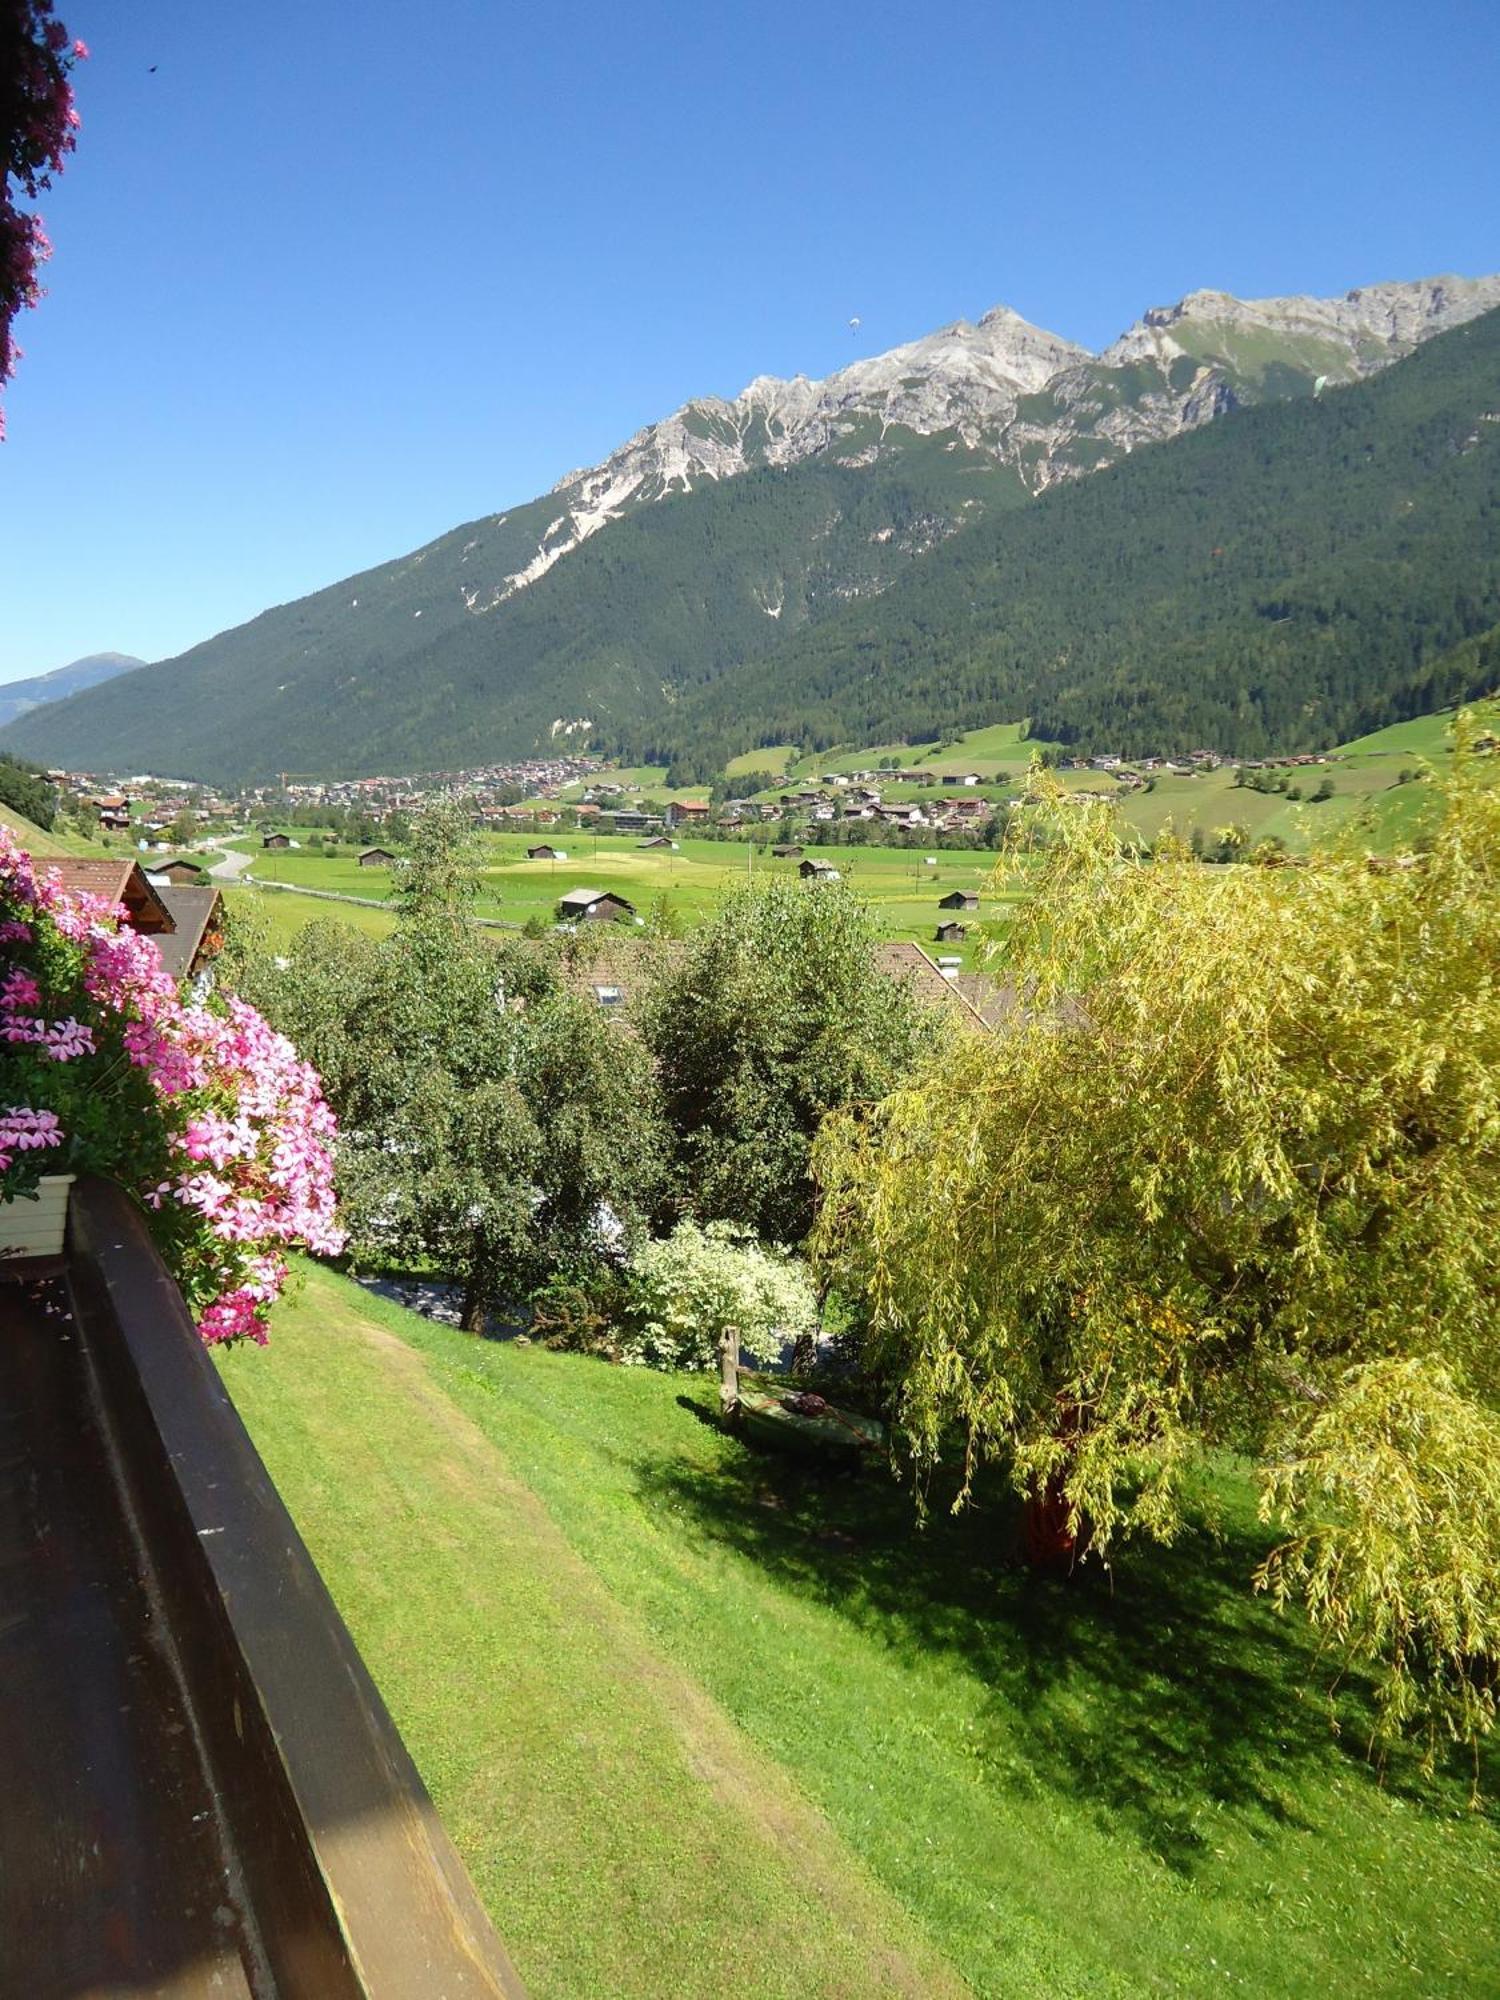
[45,859,174,935]
[151,886,224,980]
[871,942,988,1030]
[557,886,636,913]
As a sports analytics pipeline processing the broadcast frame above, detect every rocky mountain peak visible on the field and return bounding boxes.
[495,271,1500,605]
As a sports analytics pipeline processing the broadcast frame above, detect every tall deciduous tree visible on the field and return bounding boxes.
[813,734,1500,1762]
[638,878,926,1245]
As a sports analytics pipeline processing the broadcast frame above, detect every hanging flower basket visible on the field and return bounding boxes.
[0,1173,75,1259]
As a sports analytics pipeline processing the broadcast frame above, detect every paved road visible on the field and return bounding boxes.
[206,847,255,881]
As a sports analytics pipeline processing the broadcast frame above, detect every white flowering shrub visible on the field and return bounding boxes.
[618,1219,820,1371]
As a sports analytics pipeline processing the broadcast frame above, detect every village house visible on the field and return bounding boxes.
[935,920,968,944]
[261,832,291,850]
[799,858,842,883]
[938,889,980,911]
[47,859,175,938]
[146,858,208,888]
[771,843,804,858]
[557,887,637,924]
[666,800,711,828]
[152,885,227,987]
[358,846,397,868]
[88,792,132,830]
[638,835,678,850]
[527,844,567,861]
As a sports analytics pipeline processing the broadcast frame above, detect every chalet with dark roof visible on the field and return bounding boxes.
[557,887,637,923]
[151,886,226,984]
[46,859,174,936]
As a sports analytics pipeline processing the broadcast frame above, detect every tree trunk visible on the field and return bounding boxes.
[460,1227,493,1334]
[1023,1470,1078,1573]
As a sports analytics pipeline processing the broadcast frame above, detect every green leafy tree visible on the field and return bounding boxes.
[0,751,57,829]
[243,804,666,1329]
[639,878,926,1244]
[390,791,483,923]
[813,738,1500,1764]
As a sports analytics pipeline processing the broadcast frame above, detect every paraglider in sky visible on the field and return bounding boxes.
[848,316,861,335]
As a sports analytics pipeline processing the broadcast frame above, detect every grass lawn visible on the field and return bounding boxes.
[221,882,398,950]
[223,1264,1500,2000]
[0,803,108,857]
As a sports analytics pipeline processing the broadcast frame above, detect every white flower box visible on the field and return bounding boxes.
[0,1174,75,1259]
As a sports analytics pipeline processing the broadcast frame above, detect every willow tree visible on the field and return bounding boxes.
[813,730,1500,1766]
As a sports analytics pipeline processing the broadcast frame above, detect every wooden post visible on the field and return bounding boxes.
[718,1326,740,1413]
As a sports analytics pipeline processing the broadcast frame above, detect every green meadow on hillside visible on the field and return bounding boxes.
[221,1263,1500,2000]
[0,802,108,857]
[238,830,1020,963]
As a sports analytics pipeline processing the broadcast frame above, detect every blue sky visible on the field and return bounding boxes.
[1,0,1497,685]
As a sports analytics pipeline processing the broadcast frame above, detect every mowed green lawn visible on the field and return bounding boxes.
[241,832,1020,962]
[221,883,399,950]
[222,1266,1500,1999]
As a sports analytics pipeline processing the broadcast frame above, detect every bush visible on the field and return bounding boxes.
[618,1220,820,1371]
[531,1266,631,1356]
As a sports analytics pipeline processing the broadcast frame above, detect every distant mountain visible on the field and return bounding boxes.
[656,303,1500,766]
[4,274,1498,783]
[0,652,145,730]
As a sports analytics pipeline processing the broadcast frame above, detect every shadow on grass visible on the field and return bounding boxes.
[640,1383,1495,1871]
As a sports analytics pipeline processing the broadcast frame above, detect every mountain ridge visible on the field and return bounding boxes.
[6,272,1499,784]
[0,652,146,731]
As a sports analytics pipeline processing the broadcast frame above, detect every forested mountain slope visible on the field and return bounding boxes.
[2,439,1018,780]
[6,278,1497,782]
[643,302,1500,768]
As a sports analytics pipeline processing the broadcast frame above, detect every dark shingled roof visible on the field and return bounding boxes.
[150,886,224,980]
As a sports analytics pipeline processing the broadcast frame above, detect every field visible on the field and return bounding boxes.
[213,701,1498,968]
[236,832,1021,964]
[221,882,399,950]
[222,1263,1500,2000]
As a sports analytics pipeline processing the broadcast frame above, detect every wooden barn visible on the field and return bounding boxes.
[557,887,637,924]
[148,858,208,887]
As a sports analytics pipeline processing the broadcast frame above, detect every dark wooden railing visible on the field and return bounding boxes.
[0,1177,528,1999]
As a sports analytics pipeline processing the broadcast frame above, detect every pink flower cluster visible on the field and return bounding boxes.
[2,963,95,1061]
[0,1104,62,1173]
[1,826,345,1344]
[2,2,87,430]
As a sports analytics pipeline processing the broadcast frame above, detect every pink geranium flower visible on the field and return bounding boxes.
[0,825,344,1345]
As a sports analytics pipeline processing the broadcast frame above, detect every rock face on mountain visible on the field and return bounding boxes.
[5,273,1498,784]
[493,274,1500,591]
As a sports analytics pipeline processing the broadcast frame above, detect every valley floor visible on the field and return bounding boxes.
[222,1265,1500,2000]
